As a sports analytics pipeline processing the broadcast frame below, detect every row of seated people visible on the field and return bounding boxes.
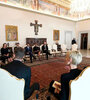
[0,41,52,64]
[25,42,52,63]
[0,47,83,100]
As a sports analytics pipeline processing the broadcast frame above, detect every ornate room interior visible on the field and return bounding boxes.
[0,0,90,100]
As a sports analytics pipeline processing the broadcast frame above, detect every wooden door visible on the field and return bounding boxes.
[65,31,72,50]
[81,33,88,49]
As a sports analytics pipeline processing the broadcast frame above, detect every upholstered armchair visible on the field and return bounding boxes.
[0,68,25,100]
[61,44,67,56]
[69,67,90,100]
[52,44,61,56]
[48,44,55,56]
[39,44,46,59]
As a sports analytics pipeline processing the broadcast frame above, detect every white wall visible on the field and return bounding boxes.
[0,5,76,48]
[76,19,90,49]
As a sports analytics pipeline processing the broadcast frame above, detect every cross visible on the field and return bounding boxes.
[30,20,42,35]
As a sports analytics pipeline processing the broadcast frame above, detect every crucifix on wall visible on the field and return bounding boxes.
[30,20,42,35]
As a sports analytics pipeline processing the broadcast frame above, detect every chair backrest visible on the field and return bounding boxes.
[69,66,90,100]
[61,44,67,52]
[72,44,78,51]
[48,44,52,51]
[0,68,25,100]
[52,44,57,51]
[40,44,43,51]
[32,45,35,49]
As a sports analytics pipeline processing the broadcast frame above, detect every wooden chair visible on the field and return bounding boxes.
[0,68,25,100]
[32,45,42,60]
[61,44,67,56]
[48,44,55,57]
[40,44,46,59]
[24,45,30,62]
[52,44,61,56]
[24,54,30,62]
[69,66,90,100]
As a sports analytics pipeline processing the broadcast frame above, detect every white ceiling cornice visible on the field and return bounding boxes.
[0,1,89,22]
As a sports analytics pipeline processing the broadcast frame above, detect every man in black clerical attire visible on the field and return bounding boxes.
[72,38,76,45]
[24,43,36,63]
[42,41,51,60]
[2,47,39,100]
[0,43,9,63]
[49,51,82,100]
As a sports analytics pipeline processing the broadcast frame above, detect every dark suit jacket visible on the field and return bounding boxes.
[1,48,9,56]
[42,44,48,53]
[24,46,32,55]
[72,39,76,45]
[14,46,21,52]
[60,69,81,100]
[33,46,40,53]
[2,60,31,100]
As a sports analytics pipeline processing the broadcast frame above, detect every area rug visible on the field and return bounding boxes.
[78,57,90,70]
[27,56,90,100]
[30,57,67,89]
[27,57,90,89]
[25,56,65,67]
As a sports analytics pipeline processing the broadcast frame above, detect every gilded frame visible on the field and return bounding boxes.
[5,25,18,41]
[53,30,59,41]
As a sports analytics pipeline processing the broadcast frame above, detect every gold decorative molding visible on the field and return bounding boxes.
[0,1,89,21]
[42,0,70,9]
[0,1,76,21]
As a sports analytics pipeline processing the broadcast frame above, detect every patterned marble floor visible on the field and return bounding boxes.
[79,49,90,58]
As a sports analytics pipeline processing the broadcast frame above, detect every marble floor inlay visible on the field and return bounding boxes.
[79,50,90,58]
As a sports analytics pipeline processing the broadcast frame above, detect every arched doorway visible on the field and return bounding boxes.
[80,33,88,49]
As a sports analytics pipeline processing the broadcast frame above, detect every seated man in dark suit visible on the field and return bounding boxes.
[33,43,41,60]
[2,47,39,100]
[25,43,36,63]
[49,51,82,100]
[42,41,51,60]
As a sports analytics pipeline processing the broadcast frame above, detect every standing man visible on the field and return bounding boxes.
[2,47,39,100]
[72,38,76,45]
[25,43,36,63]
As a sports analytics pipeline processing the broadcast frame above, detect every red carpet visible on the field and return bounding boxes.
[30,58,68,89]
[30,57,90,89]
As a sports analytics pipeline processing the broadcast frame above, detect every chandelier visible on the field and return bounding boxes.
[70,0,90,14]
